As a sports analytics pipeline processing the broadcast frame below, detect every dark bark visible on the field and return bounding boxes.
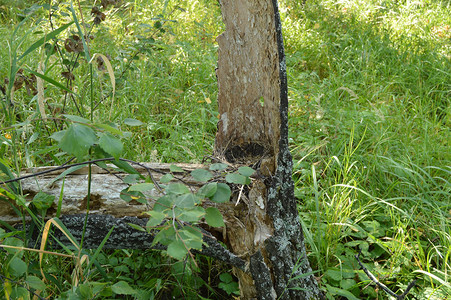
[250,251,277,299]
[22,214,247,271]
[264,4,322,298]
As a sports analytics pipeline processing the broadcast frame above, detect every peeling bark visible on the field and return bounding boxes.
[214,0,323,298]
[0,163,202,224]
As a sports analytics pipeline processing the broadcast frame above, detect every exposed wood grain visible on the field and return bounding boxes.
[215,0,280,172]
[0,163,203,224]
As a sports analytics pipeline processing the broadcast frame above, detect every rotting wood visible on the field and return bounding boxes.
[0,163,203,224]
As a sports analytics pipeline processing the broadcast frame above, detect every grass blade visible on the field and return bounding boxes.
[18,21,74,61]
[90,53,116,119]
[69,2,90,61]
[25,68,76,95]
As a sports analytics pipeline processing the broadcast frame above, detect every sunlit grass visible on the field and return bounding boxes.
[284,0,450,297]
[0,0,449,298]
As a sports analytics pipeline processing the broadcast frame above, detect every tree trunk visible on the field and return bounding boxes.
[213,0,322,298]
[1,0,323,298]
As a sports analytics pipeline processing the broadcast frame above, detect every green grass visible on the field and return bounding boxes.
[0,0,450,299]
[285,0,450,298]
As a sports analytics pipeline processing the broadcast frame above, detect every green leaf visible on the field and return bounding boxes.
[123,174,140,184]
[0,159,14,180]
[160,173,173,183]
[340,279,357,290]
[63,114,91,124]
[211,183,231,203]
[166,183,190,195]
[26,132,39,145]
[3,237,24,255]
[49,165,84,186]
[19,21,74,61]
[128,183,154,192]
[219,281,240,295]
[32,191,55,210]
[167,239,188,260]
[209,163,228,171]
[225,173,248,185]
[220,273,233,283]
[325,284,360,300]
[111,281,136,295]
[123,118,144,126]
[59,124,97,160]
[179,227,203,250]
[324,268,343,281]
[219,273,239,295]
[153,195,174,212]
[112,160,140,176]
[238,166,255,177]
[146,211,166,227]
[99,133,123,160]
[94,123,123,136]
[127,223,146,232]
[205,207,225,227]
[78,283,93,298]
[175,193,199,208]
[191,169,213,182]
[120,188,147,204]
[177,206,205,223]
[25,275,46,290]
[91,282,109,296]
[9,257,27,277]
[170,165,184,173]
[153,226,175,246]
[114,265,130,273]
[197,182,217,198]
[0,159,18,193]
[10,287,29,299]
[50,130,66,142]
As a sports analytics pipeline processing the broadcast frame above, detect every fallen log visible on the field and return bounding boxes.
[1,162,203,224]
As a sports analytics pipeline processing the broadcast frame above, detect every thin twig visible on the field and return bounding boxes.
[355,250,417,300]
[0,157,163,193]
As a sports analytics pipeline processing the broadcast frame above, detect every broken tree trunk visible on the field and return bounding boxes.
[213,0,322,299]
[0,0,323,299]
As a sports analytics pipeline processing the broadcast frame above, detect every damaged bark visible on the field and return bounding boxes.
[213,0,322,298]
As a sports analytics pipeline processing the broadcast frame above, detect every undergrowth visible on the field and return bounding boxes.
[0,0,449,299]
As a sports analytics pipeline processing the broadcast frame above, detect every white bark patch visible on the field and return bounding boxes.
[221,112,228,134]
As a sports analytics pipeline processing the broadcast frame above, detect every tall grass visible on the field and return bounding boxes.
[0,0,449,298]
[286,0,450,298]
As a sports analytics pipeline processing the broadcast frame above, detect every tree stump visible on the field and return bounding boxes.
[212,0,322,298]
